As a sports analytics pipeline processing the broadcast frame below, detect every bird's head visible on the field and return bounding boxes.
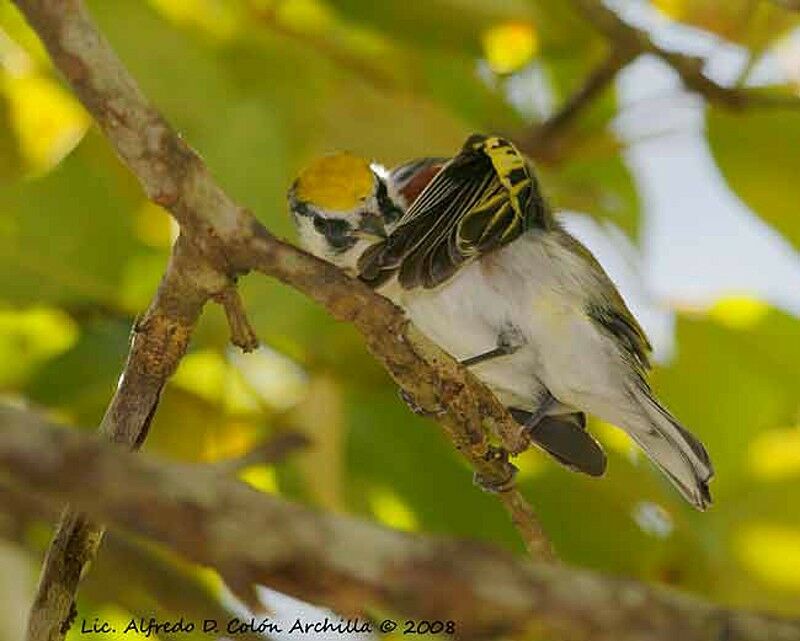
[288,152,404,273]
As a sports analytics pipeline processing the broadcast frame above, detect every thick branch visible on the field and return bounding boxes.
[0,486,268,641]
[3,407,800,641]
[12,0,546,568]
[25,236,218,641]
[573,0,800,110]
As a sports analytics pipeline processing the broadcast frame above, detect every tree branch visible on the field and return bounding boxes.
[0,486,269,641]
[12,1,553,637]
[24,236,230,641]
[3,407,800,641]
[573,0,800,110]
[210,431,311,474]
[769,0,800,11]
[519,44,637,162]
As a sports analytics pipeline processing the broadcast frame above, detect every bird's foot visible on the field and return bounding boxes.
[517,392,559,441]
[473,446,518,493]
[398,388,446,417]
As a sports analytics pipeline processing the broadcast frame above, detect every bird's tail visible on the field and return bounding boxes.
[624,389,714,510]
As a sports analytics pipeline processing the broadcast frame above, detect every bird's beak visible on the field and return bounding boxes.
[359,212,387,239]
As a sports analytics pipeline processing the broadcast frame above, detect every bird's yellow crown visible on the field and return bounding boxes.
[294,152,375,212]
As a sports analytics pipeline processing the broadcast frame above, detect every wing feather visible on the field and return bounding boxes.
[359,135,544,290]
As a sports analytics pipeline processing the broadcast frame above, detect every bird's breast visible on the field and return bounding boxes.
[392,261,507,361]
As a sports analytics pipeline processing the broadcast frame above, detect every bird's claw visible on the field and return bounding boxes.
[398,388,446,417]
[473,446,518,493]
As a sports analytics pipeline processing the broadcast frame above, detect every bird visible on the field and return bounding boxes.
[287,150,600,477]
[288,135,714,509]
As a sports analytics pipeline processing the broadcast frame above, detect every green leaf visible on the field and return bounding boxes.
[325,0,534,54]
[421,50,525,131]
[524,447,714,592]
[345,387,523,549]
[707,106,800,249]
[543,148,640,238]
[645,308,800,608]
[26,317,130,426]
[653,310,800,497]
[652,0,798,50]
[0,92,22,179]
[0,131,141,307]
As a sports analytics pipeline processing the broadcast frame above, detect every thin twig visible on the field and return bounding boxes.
[573,0,800,110]
[213,284,260,352]
[210,431,311,474]
[519,44,637,162]
[3,407,800,641]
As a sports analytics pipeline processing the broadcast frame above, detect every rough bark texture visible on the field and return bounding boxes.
[2,407,800,641]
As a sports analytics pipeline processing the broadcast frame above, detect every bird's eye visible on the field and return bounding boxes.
[313,216,349,236]
[313,216,328,234]
[313,216,355,251]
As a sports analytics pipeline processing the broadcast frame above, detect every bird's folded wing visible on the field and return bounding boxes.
[588,304,652,372]
[359,143,535,290]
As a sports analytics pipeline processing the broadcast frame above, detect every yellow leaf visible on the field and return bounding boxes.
[748,427,800,481]
[239,464,279,494]
[171,349,261,415]
[368,487,418,532]
[148,0,241,40]
[3,73,88,174]
[0,306,78,387]
[652,0,688,20]
[481,21,537,75]
[276,0,335,34]
[709,296,769,330]
[735,524,800,589]
[133,201,175,249]
[595,419,637,458]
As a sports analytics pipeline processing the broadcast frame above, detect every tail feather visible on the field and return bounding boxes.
[625,391,714,510]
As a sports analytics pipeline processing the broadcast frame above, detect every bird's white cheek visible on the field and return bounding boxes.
[294,219,364,275]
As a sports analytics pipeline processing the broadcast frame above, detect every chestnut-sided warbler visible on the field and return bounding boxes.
[288,136,714,509]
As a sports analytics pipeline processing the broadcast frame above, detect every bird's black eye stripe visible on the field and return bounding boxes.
[313,216,356,252]
[376,179,403,223]
[313,216,350,236]
[313,216,328,233]
[292,200,314,219]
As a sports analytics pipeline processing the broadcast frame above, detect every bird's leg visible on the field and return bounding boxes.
[519,391,559,438]
[460,324,526,367]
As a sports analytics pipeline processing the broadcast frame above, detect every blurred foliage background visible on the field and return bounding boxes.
[1,0,799,639]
